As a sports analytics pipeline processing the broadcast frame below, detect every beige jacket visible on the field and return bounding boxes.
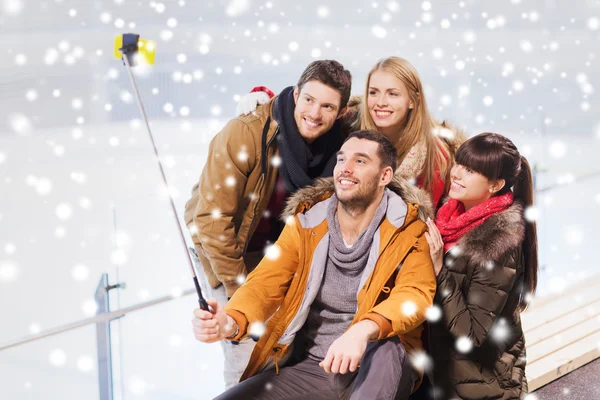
[184,98,280,297]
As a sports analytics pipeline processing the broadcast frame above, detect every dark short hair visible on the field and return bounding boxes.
[455,133,521,190]
[344,130,398,172]
[296,60,352,110]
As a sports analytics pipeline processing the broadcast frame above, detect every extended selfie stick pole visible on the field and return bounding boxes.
[117,33,209,311]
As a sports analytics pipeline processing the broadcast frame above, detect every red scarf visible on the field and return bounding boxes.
[435,192,514,252]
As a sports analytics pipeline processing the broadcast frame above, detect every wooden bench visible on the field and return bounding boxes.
[523,274,600,390]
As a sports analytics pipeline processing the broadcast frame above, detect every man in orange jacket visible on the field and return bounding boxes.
[192,130,436,399]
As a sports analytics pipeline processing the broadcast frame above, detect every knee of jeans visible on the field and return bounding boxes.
[369,337,407,364]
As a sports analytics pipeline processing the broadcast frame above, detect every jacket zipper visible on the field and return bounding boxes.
[273,346,282,374]
[242,124,279,256]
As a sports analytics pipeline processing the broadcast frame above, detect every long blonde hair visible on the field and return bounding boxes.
[360,56,451,193]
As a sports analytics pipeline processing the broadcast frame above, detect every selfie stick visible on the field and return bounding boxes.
[115,33,209,311]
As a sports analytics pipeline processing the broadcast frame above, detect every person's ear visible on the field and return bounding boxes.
[336,106,349,120]
[490,179,506,193]
[380,166,394,186]
[293,86,299,104]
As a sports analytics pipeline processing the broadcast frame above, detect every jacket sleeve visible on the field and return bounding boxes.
[361,235,437,339]
[435,251,518,347]
[189,118,258,297]
[224,220,301,341]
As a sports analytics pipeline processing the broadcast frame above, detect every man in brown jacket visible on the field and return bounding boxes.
[192,131,436,399]
[184,60,352,388]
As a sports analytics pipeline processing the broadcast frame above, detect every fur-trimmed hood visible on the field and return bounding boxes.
[281,174,434,222]
[453,202,525,266]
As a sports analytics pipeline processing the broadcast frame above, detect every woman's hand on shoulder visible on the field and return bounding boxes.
[425,218,444,276]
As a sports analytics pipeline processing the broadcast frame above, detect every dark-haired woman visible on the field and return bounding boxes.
[425,133,538,400]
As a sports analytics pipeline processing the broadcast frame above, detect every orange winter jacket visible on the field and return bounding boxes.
[225,177,437,388]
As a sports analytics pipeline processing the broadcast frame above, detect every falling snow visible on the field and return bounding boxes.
[249,321,266,338]
[456,336,473,353]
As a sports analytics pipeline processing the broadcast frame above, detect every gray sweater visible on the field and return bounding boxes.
[303,194,388,360]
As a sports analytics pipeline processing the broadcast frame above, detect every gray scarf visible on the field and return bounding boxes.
[325,192,388,274]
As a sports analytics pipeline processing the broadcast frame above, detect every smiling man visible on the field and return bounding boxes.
[184,60,352,388]
[192,130,437,399]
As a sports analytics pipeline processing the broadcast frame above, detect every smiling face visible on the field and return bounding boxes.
[366,70,414,137]
[449,164,505,210]
[333,137,392,212]
[293,80,343,143]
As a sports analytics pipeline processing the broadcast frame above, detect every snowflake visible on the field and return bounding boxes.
[288,42,299,51]
[271,156,282,167]
[171,287,183,298]
[128,375,148,395]
[564,226,584,246]
[265,382,274,391]
[484,261,495,270]
[77,356,94,372]
[236,274,246,285]
[225,0,250,17]
[524,206,539,222]
[372,25,388,38]
[523,394,538,400]
[249,321,266,338]
[55,226,66,238]
[79,197,92,210]
[82,299,98,316]
[311,48,322,58]
[237,150,249,162]
[56,203,73,221]
[100,12,112,23]
[4,243,16,255]
[70,172,87,184]
[317,6,330,18]
[160,30,173,42]
[9,113,33,135]
[455,336,473,353]
[483,96,494,106]
[14,53,26,65]
[520,41,534,53]
[455,60,466,70]
[211,208,222,220]
[111,249,128,265]
[29,323,41,334]
[0,260,19,282]
[210,105,222,116]
[425,305,442,322]
[264,244,282,261]
[49,349,67,367]
[402,301,417,316]
[410,350,433,372]
[491,318,510,342]
[72,264,90,281]
[588,17,599,31]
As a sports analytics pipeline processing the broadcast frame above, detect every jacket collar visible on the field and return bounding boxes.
[281,174,434,223]
[453,203,525,265]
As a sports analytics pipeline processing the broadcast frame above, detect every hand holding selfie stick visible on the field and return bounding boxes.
[115,33,209,311]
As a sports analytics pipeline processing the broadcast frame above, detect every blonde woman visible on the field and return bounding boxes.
[350,56,465,208]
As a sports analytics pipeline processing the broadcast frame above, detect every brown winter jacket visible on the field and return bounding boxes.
[429,203,529,400]
[183,98,281,297]
[225,177,437,390]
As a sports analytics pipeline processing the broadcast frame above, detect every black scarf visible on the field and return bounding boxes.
[273,86,344,193]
